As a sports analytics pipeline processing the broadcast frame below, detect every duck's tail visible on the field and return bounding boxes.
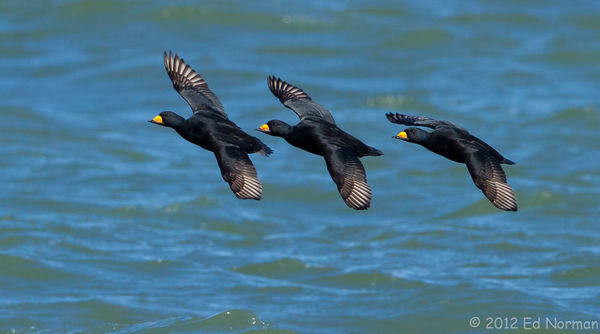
[367,146,383,156]
[256,139,273,157]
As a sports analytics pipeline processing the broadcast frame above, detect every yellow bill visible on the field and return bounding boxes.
[396,131,407,139]
[259,124,270,131]
[151,115,163,124]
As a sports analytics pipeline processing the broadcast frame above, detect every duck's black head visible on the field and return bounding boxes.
[256,120,292,137]
[149,111,185,128]
[394,127,430,144]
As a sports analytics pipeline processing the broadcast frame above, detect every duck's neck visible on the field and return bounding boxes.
[165,115,186,131]
[271,122,293,138]
[408,128,432,146]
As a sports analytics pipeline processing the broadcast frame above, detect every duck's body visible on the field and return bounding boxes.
[273,117,381,157]
[171,112,268,154]
[421,126,513,165]
[259,77,382,210]
[150,52,271,200]
[386,113,517,211]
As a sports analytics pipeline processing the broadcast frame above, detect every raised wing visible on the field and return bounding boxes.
[386,113,465,130]
[164,51,227,118]
[267,76,336,125]
[324,148,372,210]
[214,146,262,200]
[465,150,518,211]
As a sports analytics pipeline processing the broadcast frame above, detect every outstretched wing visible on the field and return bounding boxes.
[267,76,336,125]
[214,146,262,200]
[386,113,464,130]
[323,148,372,210]
[164,51,227,118]
[465,150,518,211]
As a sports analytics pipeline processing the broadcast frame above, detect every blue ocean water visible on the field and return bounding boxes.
[1,0,599,333]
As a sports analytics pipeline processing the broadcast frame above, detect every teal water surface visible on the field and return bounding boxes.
[1,0,600,333]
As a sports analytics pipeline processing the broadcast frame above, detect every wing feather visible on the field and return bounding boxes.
[164,51,227,118]
[214,146,262,200]
[465,150,518,211]
[386,113,465,130]
[323,148,372,210]
[267,76,336,125]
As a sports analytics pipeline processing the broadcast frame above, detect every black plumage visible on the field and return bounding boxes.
[149,51,272,200]
[258,76,382,210]
[386,113,518,211]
